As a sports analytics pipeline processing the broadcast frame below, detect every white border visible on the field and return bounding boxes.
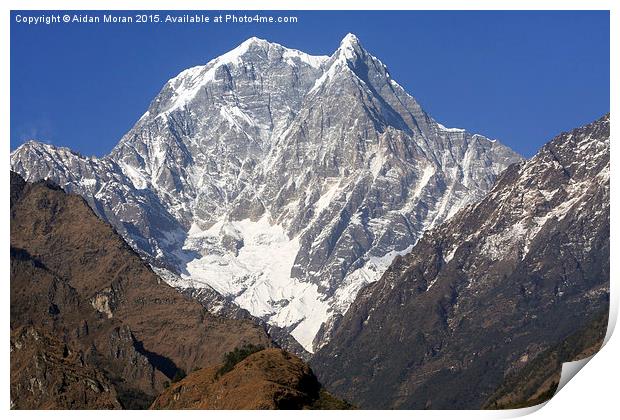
[2,1,617,419]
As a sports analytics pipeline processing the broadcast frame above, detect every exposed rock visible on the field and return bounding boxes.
[311,115,610,409]
[181,286,311,360]
[484,309,608,409]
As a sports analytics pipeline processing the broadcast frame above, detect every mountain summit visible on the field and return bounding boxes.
[11,34,522,352]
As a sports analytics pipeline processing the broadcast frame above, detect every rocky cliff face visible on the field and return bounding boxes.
[311,115,610,408]
[11,34,521,351]
[10,172,271,408]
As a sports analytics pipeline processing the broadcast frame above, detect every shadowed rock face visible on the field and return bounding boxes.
[311,115,610,409]
[10,34,521,352]
[10,172,271,409]
[483,309,608,409]
[150,348,352,410]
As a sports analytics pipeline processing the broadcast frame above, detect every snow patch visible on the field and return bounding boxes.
[119,162,148,190]
[369,150,385,179]
[398,165,435,215]
[80,178,97,188]
[339,33,360,61]
[282,49,329,68]
[314,181,340,216]
[436,122,466,133]
[333,245,414,312]
[180,215,329,352]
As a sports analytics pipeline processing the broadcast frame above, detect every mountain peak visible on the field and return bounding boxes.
[12,34,523,355]
[306,33,370,94]
[236,36,271,51]
[211,36,270,66]
[13,140,73,157]
[337,33,365,61]
[340,33,362,48]
[150,36,328,116]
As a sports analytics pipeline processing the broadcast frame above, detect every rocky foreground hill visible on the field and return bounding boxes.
[311,115,610,409]
[151,348,351,409]
[9,172,341,409]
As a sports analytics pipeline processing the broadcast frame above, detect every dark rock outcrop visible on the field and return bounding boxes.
[484,309,608,409]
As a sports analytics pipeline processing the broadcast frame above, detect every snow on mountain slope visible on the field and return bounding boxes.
[11,34,522,352]
[312,114,610,409]
[179,215,329,351]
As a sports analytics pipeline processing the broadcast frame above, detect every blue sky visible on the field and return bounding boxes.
[10,10,609,157]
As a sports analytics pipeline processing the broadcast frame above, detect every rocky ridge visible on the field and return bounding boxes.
[311,115,610,408]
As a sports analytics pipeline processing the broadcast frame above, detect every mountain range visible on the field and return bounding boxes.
[9,32,610,410]
[10,34,521,352]
[311,114,610,408]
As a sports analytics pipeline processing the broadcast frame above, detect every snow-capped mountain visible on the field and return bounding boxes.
[311,115,610,408]
[11,34,521,352]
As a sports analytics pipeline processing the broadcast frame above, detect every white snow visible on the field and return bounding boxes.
[398,165,435,215]
[282,49,329,68]
[436,122,466,133]
[181,215,329,352]
[119,162,148,190]
[333,245,414,312]
[10,34,526,356]
[219,105,257,140]
[473,134,498,143]
[314,181,340,216]
[369,150,385,179]
[339,33,360,60]
[308,33,368,95]
[430,181,455,229]
[478,168,600,263]
[443,245,459,264]
[81,178,97,188]
[308,58,346,94]
[389,79,404,90]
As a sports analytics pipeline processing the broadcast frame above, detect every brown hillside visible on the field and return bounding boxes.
[10,326,121,409]
[151,348,352,409]
[10,172,271,408]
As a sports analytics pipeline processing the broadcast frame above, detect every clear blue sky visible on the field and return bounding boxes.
[10,10,609,158]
